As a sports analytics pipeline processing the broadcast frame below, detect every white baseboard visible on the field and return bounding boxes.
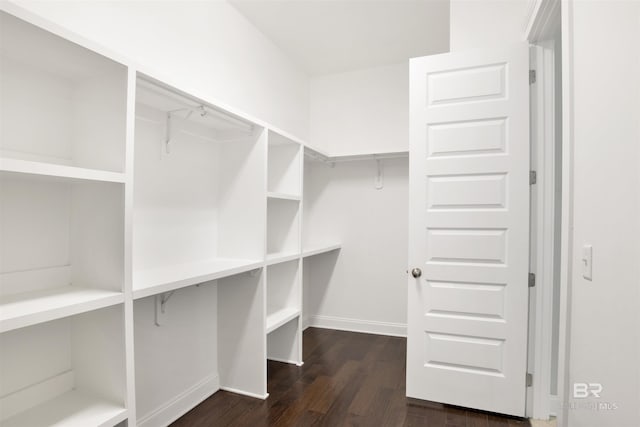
[267,356,304,366]
[218,386,268,400]
[137,373,219,427]
[307,315,407,337]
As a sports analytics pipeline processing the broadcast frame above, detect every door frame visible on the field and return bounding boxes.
[525,0,572,424]
[526,40,557,420]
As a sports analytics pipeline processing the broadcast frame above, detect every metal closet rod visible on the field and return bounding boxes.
[169,104,254,133]
[138,78,254,133]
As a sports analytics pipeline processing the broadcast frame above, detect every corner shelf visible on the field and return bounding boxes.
[132,258,263,299]
[304,146,409,163]
[0,158,126,184]
[0,286,124,333]
[1,390,127,427]
[266,307,300,334]
[302,243,342,258]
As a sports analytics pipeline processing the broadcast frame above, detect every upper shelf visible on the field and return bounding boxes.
[0,158,126,184]
[133,258,263,299]
[136,76,259,144]
[0,10,125,85]
[304,146,408,163]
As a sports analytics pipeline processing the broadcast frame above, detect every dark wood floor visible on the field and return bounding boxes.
[172,328,530,427]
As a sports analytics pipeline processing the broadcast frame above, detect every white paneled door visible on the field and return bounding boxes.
[407,44,530,416]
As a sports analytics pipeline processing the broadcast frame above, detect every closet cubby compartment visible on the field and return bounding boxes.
[266,198,301,262]
[301,158,342,259]
[0,11,127,174]
[266,260,302,366]
[267,131,302,198]
[132,77,265,299]
[0,174,125,333]
[0,305,127,427]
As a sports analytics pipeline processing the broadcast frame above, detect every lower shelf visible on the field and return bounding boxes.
[133,258,263,299]
[2,390,127,427]
[0,286,124,333]
[266,307,300,334]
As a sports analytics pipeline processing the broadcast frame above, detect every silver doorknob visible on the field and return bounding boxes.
[411,268,422,278]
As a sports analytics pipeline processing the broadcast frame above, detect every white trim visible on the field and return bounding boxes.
[137,374,219,427]
[307,315,406,337]
[218,387,268,400]
[557,2,575,427]
[527,1,563,422]
[528,41,557,421]
[525,0,561,42]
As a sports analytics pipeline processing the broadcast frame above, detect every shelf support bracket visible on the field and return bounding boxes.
[154,291,175,326]
[164,112,172,156]
[375,158,384,190]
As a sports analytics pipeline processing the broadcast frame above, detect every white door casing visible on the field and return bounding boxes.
[407,44,530,416]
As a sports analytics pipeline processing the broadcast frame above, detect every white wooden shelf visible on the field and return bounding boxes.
[2,390,127,427]
[302,243,342,258]
[304,146,409,163]
[0,158,126,184]
[266,307,300,334]
[133,258,263,299]
[0,286,124,333]
[267,191,301,201]
[265,251,300,266]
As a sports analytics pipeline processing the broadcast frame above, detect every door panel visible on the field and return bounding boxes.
[407,44,530,416]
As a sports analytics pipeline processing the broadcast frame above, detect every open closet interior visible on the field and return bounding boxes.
[0,8,341,426]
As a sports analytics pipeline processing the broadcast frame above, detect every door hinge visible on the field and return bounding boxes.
[529,69,537,84]
[530,170,537,185]
[526,373,533,387]
[528,273,536,287]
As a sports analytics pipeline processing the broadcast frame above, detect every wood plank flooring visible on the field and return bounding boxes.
[172,328,530,427]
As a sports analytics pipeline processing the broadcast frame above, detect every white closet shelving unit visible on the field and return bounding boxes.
[0,4,342,426]
[265,132,303,366]
[131,76,269,423]
[0,9,129,427]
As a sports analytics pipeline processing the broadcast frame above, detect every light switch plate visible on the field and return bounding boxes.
[582,244,593,281]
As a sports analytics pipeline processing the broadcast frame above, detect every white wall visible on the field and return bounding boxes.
[305,62,411,335]
[10,0,310,139]
[566,2,640,426]
[304,158,409,336]
[449,0,529,51]
[310,63,408,154]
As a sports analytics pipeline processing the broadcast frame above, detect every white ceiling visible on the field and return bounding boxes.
[229,0,450,76]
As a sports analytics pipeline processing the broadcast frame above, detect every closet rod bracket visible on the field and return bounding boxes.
[375,158,384,190]
[154,291,176,326]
